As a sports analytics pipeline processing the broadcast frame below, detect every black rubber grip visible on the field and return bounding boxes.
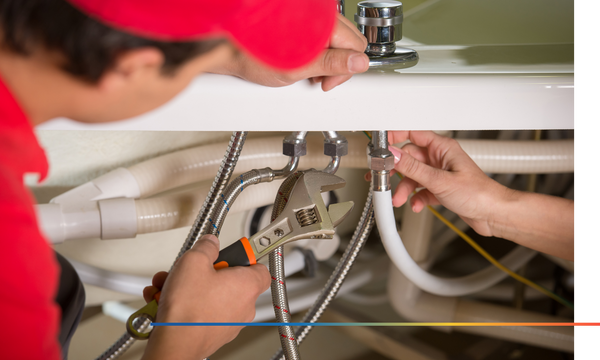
[213,237,256,269]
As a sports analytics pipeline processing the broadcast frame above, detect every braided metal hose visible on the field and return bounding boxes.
[95,132,247,360]
[206,168,273,236]
[95,318,150,360]
[270,172,303,360]
[174,131,248,262]
[271,182,375,360]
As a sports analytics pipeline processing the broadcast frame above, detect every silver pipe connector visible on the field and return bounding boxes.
[322,131,348,175]
[283,132,308,158]
[277,131,307,179]
[368,131,393,192]
[273,156,300,179]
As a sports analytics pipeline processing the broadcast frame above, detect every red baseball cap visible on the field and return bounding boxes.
[66,0,337,70]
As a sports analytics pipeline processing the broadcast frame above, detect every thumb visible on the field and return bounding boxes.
[189,234,221,263]
[394,148,446,193]
[312,49,369,77]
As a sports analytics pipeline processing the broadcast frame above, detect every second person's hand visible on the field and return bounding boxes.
[388,131,508,237]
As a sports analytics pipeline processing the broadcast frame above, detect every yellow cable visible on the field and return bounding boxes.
[425,205,572,309]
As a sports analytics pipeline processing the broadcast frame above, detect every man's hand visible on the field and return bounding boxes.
[141,234,271,360]
[211,14,369,91]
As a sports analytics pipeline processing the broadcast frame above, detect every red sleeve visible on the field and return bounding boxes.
[0,165,61,360]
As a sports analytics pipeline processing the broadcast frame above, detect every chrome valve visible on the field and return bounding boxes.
[355,1,403,56]
[355,0,418,69]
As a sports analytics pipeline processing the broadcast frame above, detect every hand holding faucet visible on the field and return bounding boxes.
[209,14,369,92]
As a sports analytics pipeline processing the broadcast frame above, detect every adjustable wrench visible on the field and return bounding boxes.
[126,170,354,339]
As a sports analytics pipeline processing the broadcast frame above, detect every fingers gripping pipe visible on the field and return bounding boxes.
[369,131,539,297]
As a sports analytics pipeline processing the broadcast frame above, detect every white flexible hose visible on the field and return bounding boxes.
[459,139,574,174]
[134,180,284,234]
[68,258,150,296]
[70,249,306,296]
[127,136,573,198]
[373,190,537,297]
[127,135,369,198]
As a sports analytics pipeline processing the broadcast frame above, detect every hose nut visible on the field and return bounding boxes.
[283,142,307,157]
[369,156,395,171]
[368,148,395,171]
[324,138,349,157]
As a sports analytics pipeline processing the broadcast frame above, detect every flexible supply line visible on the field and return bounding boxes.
[175,132,248,260]
[364,132,573,309]
[272,181,376,360]
[206,169,275,237]
[267,131,350,360]
[374,191,537,295]
[96,132,248,360]
[270,173,303,360]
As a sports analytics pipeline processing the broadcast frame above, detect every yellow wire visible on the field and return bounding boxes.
[425,205,572,308]
[363,131,573,309]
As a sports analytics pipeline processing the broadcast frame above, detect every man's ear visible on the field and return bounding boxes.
[98,47,164,92]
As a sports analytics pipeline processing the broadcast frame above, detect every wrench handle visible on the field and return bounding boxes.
[126,237,257,339]
[213,237,257,269]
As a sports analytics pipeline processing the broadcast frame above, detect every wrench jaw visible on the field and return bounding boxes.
[250,170,354,261]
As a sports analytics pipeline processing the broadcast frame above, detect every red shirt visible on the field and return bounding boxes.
[0,77,61,359]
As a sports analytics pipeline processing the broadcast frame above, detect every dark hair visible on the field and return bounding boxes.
[0,0,225,82]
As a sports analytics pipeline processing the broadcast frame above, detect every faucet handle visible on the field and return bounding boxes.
[355,0,403,56]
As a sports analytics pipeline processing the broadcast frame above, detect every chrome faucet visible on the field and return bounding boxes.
[354,0,418,68]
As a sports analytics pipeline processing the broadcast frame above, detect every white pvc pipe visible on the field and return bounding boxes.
[99,259,379,325]
[374,190,537,297]
[103,301,139,324]
[69,258,150,296]
[388,266,574,352]
[454,298,574,351]
[69,249,306,296]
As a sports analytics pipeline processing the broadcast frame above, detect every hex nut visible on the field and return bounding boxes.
[324,141,348,157]
[283,142,307,157]
[368,155,395,171]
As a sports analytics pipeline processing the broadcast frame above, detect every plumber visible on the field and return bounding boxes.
[0,0,368,359]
